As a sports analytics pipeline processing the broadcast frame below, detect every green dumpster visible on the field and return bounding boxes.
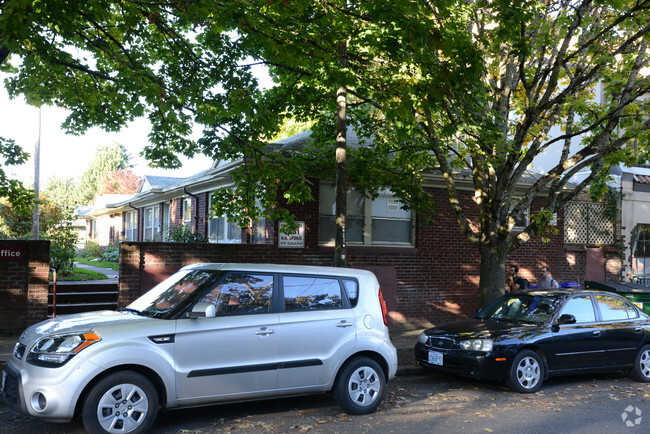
[584,280,650,315]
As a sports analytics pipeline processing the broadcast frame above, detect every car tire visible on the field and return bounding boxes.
[506,350,544,393]
[81,371,159,434]
[632,345,650,382]
[333,356,386,415]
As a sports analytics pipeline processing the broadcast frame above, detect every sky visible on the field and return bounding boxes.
[0,79,210,188]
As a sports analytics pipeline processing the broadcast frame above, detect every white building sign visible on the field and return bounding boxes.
[279,222,305,248]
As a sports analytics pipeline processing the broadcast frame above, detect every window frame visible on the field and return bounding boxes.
[279,273,357,313]
[124,210,138,241]
[509,198,530,230]
[182,197,193,227]
[143,205,161,241]
[318,183,414,247]
[207,192,243,244]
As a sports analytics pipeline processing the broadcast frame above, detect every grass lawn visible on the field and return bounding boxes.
[74,257,119,271]
[51,267,108,281]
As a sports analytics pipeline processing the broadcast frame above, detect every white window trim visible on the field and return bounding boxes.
[510,198,530,230]
[125,210,137,241]
[319,184,415,247]
[207,192,242,244]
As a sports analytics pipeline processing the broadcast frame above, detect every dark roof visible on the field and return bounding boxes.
[143,175,185,190]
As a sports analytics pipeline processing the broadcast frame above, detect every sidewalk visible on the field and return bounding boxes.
[71,262,119,282]
[1,328,425,374]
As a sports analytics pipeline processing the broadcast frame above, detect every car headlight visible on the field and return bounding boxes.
[417,332,428,344]
[27,332,101,367]
[459,339,493,352]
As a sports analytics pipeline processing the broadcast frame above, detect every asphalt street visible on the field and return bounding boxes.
[2,368,649,433]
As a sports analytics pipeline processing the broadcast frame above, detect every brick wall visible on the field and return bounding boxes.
[118,185,596,328]
[0,240,50,334]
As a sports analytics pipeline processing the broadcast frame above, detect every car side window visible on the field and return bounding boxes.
[200,272,273,316]
[595,295,632,321]
[343,279,359,307]
[282,275,343,311]
[560,295,596,323]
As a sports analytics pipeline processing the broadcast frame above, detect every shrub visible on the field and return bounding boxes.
[168,224,209,243]
[47,222,79,274]
[102,245,120,262]
[82,240,101,258]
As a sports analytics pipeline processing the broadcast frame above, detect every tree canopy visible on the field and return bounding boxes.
[76,143,131,204]
[2,0,650,304]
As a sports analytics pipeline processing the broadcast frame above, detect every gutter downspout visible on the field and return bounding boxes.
[184,187,200,231]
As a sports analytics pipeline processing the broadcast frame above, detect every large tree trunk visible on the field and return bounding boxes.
[477,243,508,308]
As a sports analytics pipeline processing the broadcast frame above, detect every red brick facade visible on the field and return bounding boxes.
[0,240,50,334]
[117,183,618,328]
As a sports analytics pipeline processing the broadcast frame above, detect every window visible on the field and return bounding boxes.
[509,198,529,229]
[595,295,636,321]
[372,191,412,244]
[89,220,97,240]
[632,224,650,276]
[144,206,161,241]
[182,198,193,227]
[319,184,364,244]
[343,279,359,307]
[200,273,273,316]
[162,203,171,241]
[207,193,242,244]
[282,275,343,311]
[560,295,596,323]
[125,211,137,241]
[319,183,413,246]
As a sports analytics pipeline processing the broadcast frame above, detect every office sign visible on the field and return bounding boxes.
[0,246,25,261]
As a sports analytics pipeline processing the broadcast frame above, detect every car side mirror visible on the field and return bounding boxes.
[187,301,216,319]
[556,314,576,325]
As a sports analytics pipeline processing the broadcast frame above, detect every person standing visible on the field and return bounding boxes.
[538,266,559,289]
[507,265,529,292]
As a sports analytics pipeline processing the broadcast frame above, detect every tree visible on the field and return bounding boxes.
[0,136,34,214]
[43,176,77,209]
[99,169,141,195]
[76,144,131,204]
[3,1,650,306]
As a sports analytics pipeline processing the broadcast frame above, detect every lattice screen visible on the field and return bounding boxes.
[564,201,614,245]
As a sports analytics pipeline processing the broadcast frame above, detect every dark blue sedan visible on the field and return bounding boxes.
[414,289,650,392]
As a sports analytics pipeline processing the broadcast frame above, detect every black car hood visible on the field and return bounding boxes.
[424,318,541,340]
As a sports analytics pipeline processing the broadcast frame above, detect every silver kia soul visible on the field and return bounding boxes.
[2,263,397,433]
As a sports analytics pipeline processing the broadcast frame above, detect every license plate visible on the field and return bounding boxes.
[428,351,443,366]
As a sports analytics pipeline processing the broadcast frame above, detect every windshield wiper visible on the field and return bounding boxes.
[118,307,147,317]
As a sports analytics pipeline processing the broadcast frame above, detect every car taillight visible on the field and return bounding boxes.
[378,286,388,326]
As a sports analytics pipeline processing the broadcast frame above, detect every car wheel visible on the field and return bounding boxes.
[81,371,159,434]
[632,345,650,382]
[506,350,544,393]
[333,356,385,415]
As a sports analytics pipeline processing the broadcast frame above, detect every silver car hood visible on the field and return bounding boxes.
[20,310,150,345]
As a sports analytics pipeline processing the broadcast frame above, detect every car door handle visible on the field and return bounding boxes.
[336,321,354,328]
[635,328,643,333]
[592,331,601,337]
[255,328,275,336]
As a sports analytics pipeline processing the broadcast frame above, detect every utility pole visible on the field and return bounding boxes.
[32,107,41,240]
[334,39,348,267]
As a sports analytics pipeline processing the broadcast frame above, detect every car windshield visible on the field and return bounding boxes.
[476,293,562,324]
[126,269,222,318]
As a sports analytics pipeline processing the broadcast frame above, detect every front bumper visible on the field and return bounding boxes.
[2,355,101,423]
[414,342,512,381]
